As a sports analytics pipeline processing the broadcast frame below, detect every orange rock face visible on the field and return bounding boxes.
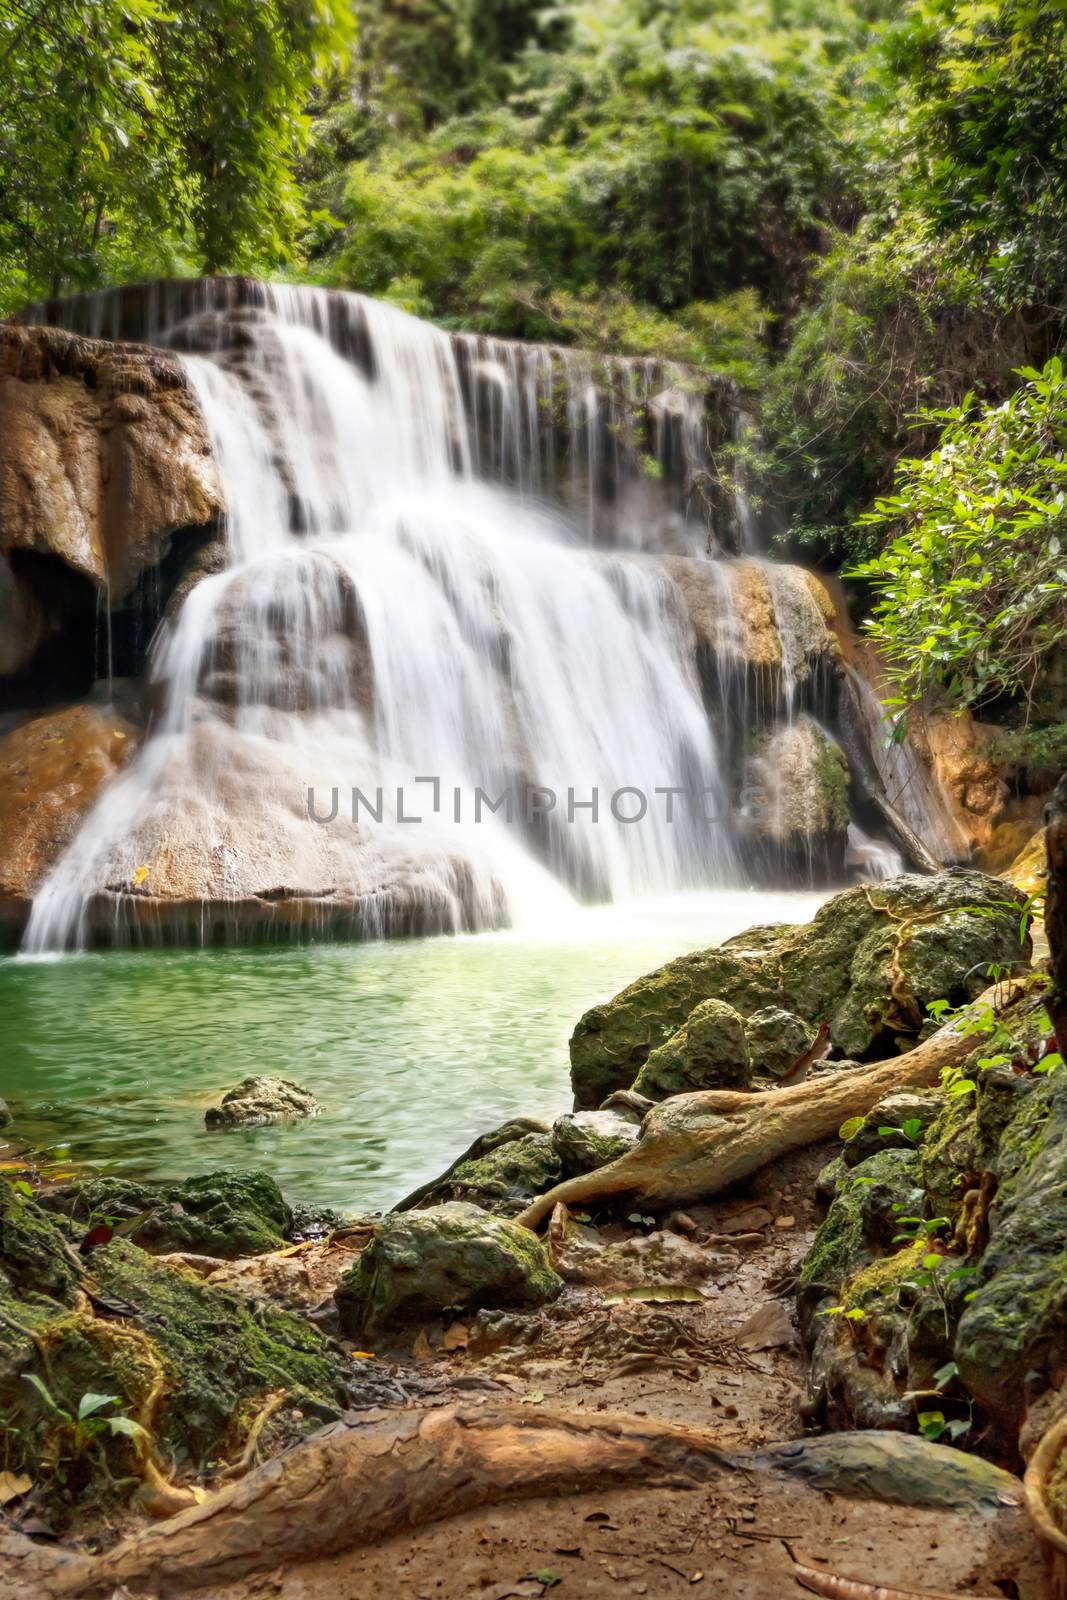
[0,323,223,600]
[0,705,138,937]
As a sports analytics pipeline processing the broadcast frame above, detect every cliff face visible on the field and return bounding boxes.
[0,323,224,681]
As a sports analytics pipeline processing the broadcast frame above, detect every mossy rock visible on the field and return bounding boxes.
[441,1132,562,1216]
[552,1110,639,1176]
[744,1006,815,1079]
[0,1180,81,1303]
[336,1202,562,1340]
[798,1148,925,1330]
[41,1169,293,1258]
[569,871,1029,1107]
[632,997,751,1100]
[954,1068,1067,1436]
[842,1090,943,1168]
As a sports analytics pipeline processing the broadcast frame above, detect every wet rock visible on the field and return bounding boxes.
[552,1110,640,1176]
[205,1075,320,1129]
[742,1430,1023,1513]
[425,1132,563,1217]
[0,323,222,599]
[841,1090,943,1167]
[744,1006,815,1079]
[570,870,1029,1107]
[632,997,751,1100]
[0,705,139,944]
[335,1202,562,1339]
[743,716,851,880]
[41,1169,293,1259]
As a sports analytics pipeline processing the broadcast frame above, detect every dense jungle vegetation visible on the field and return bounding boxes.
[2,0,1065,740]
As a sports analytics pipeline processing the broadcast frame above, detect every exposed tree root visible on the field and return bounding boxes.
[517,979,1026,1230]
[0,1403,735,1599]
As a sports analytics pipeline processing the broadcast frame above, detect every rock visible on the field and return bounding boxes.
[0,323,222,600]
[841,1090,943,1167]
[552,1111,640,1176]
[798,1148,926,1329]
[0,1180,80,1304]
[335,1202,562,1339]
[667,555,838,679]
[547,1211,728,1289]
[415,1131,563,1217]
[0,705,139,944]
[205,1075,320,1128]
[741,1430,1024,1513]
[0,1227,356,1530]
[0,1098,10,1128]
[742,716,851,880]
[743,1006,815,1079]
[570,870,1029,1106]
[954,1067,1067,1438]
[1002,828,1047,898]
[40,1170,293,1259]
[632,997,751,1100]
[909,710,1010,855]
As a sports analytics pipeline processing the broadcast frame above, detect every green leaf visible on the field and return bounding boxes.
[839,1116,864,1141]
[105,1415,150,1440]
[78,1392,120,1421]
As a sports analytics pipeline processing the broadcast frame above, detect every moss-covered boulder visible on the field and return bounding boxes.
[798,1149,926,1330]
[205,1075,320,1128]
[336,1202,562,1339]
[954,1068,1067,1437]
[422,1132,563,1217]
[570,870,1029,1107]
[841,1090,943,1168]
[552,1110,640,1176]
[632,997,751,1100]
[744,1006,816,1079]
[0,1179,80,1302]
[40,1169,292,1258]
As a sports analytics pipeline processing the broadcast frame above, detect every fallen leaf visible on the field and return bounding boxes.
[78,1223,114,1254]
[774,1215,796,1229]
[411,1330,434,1363]
[441,1321,470,1351]
[583,1510,612,1523]
[554,1545,582,1557]
[603,1285,704,1304]
[520,1390,545,1405]
[350,1351,376,1360]
[734,1299,797,1352]
[529,1570,561,1588]
[0,1470,32,1505]
[690,1573,705,1584]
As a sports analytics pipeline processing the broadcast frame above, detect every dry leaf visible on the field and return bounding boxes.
[350,1351,376,1360]
[520,1390,545,1405]
[603,1285,704,1305]
[0,1470,32,1505]
[734,1299,797,1352]
[441,1321,470,1351]
[411,1330,434,1363]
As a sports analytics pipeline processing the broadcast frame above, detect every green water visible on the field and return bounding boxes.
[0,890,827,1211]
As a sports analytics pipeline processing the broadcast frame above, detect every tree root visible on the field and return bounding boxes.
[517,978,1026,1230]
[792,1563,1006,1600]
[0,1402,735,1599]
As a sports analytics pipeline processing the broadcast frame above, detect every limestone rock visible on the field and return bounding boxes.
[744,1006,815,1079]
[552,1110,640,1176]
[0,323,222,600]
[205,1075,320,1129]
[742,1430,1024,1513]
[667,555,838,679]
[1002,828,1047,898]
[570,870,1029,1106]
[0,705,138,944]
[335,1202,562,1338]
[632,997,751,1100]
[40,1170,293,1259]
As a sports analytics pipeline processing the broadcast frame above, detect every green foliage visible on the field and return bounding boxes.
[0,0,354,309]
[848,361,1067,713]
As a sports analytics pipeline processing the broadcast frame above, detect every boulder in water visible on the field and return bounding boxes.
[570,870,1030,1107]
[0,705,138,945]
[335,1202,562,1339]
[632,997,752,1100]
[40,1170,293,1259]
[205,1075,320,1129]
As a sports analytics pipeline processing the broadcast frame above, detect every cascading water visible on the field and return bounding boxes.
[22,285,742,950]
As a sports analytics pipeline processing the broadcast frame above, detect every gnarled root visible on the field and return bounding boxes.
[1,1403,734,1599]
[517,979,1026,1231]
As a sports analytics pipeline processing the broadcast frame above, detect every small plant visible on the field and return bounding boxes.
[877,1117,925,1145]
[22,1376,148,1473]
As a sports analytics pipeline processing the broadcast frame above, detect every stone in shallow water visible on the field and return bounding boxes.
[335,1201,562,1339]
[632,997,752,1101]
[205,1074,320,1128]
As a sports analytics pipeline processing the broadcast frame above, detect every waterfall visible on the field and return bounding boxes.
[23,283,747,950]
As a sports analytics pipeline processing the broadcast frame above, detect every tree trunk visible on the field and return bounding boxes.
[517,979,1025,1230]
[0,1405,735,1600]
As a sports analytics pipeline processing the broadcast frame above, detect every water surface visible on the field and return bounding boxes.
[1,890,827,1210]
